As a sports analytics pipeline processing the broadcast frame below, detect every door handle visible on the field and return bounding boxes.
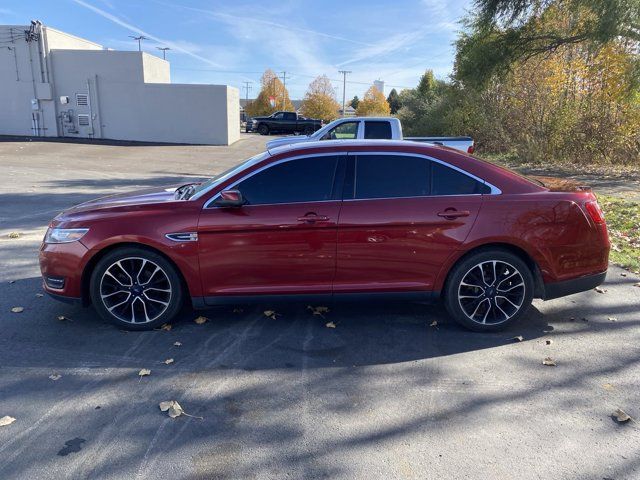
[437,209,470,219]
[297,214,330,223]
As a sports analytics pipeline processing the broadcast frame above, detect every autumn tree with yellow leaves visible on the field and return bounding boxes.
[356,86,391,116]
[300,75,340,122]
[244,69,294,117]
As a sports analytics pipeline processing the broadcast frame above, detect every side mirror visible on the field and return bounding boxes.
[214,189,244,207]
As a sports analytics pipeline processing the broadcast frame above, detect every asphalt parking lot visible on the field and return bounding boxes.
[0,135,639,479]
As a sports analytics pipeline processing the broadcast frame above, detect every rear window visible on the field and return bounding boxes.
[364,121,392,139]
[432,162,490,195]
[355,155,430,199]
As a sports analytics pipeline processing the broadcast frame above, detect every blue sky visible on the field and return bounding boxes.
[0,0,472,99]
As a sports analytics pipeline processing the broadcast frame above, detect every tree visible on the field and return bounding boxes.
[350,95,360,109]
[386,88,401,114]
[356,86,391,116]
[244,69,294,117]
[456,0,640,87]
[300,75,340,122]
[396,70,453,136]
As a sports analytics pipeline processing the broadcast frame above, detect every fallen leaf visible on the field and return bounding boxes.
[7,232,20,239]
[542,357,556,366]
[620,273,627,277]
[545,339,553,345]
[570,316,576,321]
[429,320,438,327]
[232,308,244,314]
[159,400,202,419]
[160,323,172,331]
[608,317,618,322]
[49,374,61,381]
[173,341,182,347]
[138,369,151,377]
[602,383,614,390]
[325,321,336,328]
[0,416,16,427]
[164,358,174,365]
[11,307,23,313]
[594,287,606,294]
[511,335,524,342]
[194,316,208,325]
[8,280,15,284]
[35,293,44,297]
[57,315,69,321]
[612,408,632,423]
[307,305,330,317]
[263,310,279,320]
[634,282,640,288]
[581,317,588,322]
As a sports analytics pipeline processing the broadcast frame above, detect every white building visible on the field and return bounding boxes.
[0,22,239,145]
[373,79,385,95]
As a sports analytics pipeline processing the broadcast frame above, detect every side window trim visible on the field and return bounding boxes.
[344,151,501,201]
[204,152,349,208]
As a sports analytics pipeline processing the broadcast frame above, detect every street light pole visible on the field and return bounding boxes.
[129,35,147,52]
[338,70,351,116]
[156,47,170,60]
[280,71,290,110]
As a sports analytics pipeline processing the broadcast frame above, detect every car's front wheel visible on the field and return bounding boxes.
[89,247,184,330]
[258,124,269,135]
[444,250,533,332]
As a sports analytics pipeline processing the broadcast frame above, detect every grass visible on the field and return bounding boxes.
[598,195,640,273]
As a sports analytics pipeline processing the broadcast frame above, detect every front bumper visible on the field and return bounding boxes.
[39,240,89,300]
[543,270,607,300]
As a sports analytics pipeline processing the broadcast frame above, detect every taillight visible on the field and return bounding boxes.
[585,200,605,224]
[467,145,475,154]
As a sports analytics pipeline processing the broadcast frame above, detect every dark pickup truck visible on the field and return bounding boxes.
[248,111,322,136]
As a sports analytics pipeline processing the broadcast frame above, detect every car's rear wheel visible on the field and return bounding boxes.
[258,124,269,135]
[444,250,533,332]
[90,247,184,330]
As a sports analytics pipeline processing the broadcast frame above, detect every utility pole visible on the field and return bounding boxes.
[242,81,252,104]
[156,47,170,60]
[280,71,290,110]
[338,70,351,116]
[129,35,147,51]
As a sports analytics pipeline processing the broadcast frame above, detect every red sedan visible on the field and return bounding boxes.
[39,141,609,331]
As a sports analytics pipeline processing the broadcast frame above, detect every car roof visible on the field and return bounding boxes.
[267,139,435,156]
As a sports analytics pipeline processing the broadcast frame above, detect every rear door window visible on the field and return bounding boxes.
[354,155,430,199]
[236,156,339,205]
[364,121,392,139]
[283,112,297,121]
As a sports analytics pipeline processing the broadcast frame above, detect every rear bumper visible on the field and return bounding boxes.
[543,270,607,300]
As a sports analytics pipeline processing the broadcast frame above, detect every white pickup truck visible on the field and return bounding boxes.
[265,117,475,154]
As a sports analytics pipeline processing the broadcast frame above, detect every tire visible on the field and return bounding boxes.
[258,124,269,135]
[89,247,185,330]
[443,249,534,332]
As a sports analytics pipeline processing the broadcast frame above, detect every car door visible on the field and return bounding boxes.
[334,153,487,293]
[197,154,345,302]
[283,112,298,132]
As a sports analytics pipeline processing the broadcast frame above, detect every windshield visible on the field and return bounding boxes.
[188,151,270,200]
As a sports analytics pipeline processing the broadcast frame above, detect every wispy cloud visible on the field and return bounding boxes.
[155,1,373,47]
[336,30,428,68]
[70,0,224,68]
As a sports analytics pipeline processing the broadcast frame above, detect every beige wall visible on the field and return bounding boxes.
[142,53,170,83]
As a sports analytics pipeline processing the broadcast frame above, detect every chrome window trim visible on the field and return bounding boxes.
[349,151,502,196]
[203,152,348,209]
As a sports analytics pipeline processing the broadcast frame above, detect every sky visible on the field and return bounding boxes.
[0,0,473,100]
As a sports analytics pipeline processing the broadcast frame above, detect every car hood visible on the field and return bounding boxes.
[62,185,180,216]
[266,135,311,150]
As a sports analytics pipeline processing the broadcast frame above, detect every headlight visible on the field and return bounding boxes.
[44,228,89,244]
